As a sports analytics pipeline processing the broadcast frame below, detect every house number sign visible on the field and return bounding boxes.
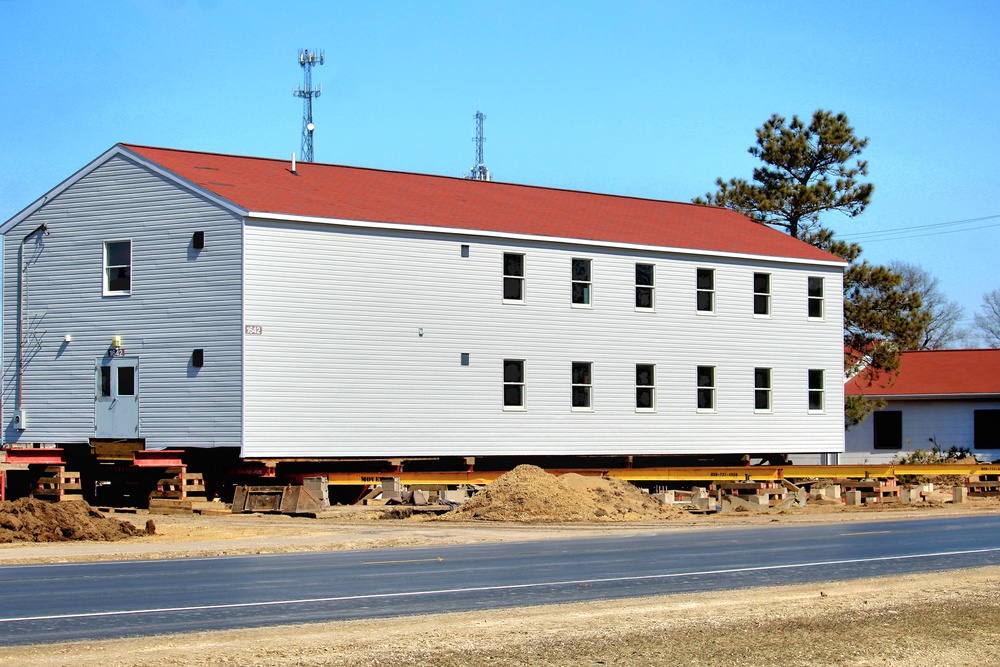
[107,347,127,357]
[245,325,263,335]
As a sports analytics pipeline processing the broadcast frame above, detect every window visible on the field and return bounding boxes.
[697,366,715,410]
[104,240,131,295]
[974,410,1000,449]
[503,253,524,302]
[571,362,592,409]
[754,367,771,411]
[503,360,525,409]
[636,364,655,411]
[696,268,714,312]
[808,276,824,318]
[572,259,591,305]
[635,264,655,309]
[753,273,771,316]
[461,244,470,258]
[808,369,825,412]
[873,411,903,449]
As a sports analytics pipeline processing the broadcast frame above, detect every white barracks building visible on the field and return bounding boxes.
[1,144,846,462]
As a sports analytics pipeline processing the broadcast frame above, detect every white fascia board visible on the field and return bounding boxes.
[0,144,247,235]
[246,211,849,269]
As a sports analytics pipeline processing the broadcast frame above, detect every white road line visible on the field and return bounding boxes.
[1,546,998,624]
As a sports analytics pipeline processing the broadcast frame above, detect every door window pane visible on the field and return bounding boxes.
[117,366,136,396]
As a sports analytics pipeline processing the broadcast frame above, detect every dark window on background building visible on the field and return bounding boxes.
[873,411,903,449]
[974,410,1000,449]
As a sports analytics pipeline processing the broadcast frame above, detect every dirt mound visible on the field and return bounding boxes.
[442,465,682,522]
[0,498,152,543]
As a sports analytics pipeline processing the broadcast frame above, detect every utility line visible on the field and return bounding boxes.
[839,214,1000,241]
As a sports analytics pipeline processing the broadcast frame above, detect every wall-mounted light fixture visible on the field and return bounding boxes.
[192,349,204,368]
[111,335,123,348]
[63,334,72,343]
[192,231,205,250]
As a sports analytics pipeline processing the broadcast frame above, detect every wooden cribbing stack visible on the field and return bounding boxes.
[31,466,84,502]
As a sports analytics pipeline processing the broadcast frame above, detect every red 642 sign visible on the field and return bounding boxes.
[244,324,263,335]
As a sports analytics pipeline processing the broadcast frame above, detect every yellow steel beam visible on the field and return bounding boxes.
[325,463,1000,486]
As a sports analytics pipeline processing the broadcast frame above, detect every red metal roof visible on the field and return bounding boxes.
[122,144,842,263]
[846,349,1000,397]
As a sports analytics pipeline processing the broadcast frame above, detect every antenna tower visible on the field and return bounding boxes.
[294,49,324,162]
[467,110,491,181]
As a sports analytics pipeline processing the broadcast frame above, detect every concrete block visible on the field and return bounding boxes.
[439,489,469,504]
[824,485,841,500]
[920,482,934,494]
[411,489,429,506]
[381,477,404,501]
[651,491,675,504]
[952,486,968,504]
[844,490,863,506]
[864,496,879,505]
[751,494,769,506]
[898,488,919,504]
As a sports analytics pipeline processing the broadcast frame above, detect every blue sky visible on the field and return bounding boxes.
[2,1,997,333]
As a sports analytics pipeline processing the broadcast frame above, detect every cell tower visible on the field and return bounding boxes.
[466,110,491,181]
[294,49,324,162]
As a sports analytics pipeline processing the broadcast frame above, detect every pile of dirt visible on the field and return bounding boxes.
[0,498,153,543]
[441,465,682,522]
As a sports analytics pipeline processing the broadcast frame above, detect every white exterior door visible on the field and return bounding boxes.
[95,357,139,439]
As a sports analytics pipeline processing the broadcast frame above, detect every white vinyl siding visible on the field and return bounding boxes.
[243,221,844,458]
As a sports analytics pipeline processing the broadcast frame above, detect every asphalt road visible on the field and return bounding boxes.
[1,515,998,646]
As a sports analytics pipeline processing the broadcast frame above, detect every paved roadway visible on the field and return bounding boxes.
[1,515,998,645]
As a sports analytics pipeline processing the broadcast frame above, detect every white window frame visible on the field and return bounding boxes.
[754,367,772,412]
[636,363,655,412]
[696,268,715,313]
[697,365,715,412]
[635,263,655,311]
[571,361,593,410]
[503,253,525,303]
[571,258,592,307]
[807,276,824,319]
[103,239,132,296]
[753,272,771,317]
[808,369,825,413]
[503,359,526,410]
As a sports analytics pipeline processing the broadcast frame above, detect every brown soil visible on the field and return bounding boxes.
[0,498,153,543]
[442,464,683,522]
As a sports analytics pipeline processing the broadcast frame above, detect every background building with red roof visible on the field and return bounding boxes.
[2,144,847,466]
[842,349,1000,463]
